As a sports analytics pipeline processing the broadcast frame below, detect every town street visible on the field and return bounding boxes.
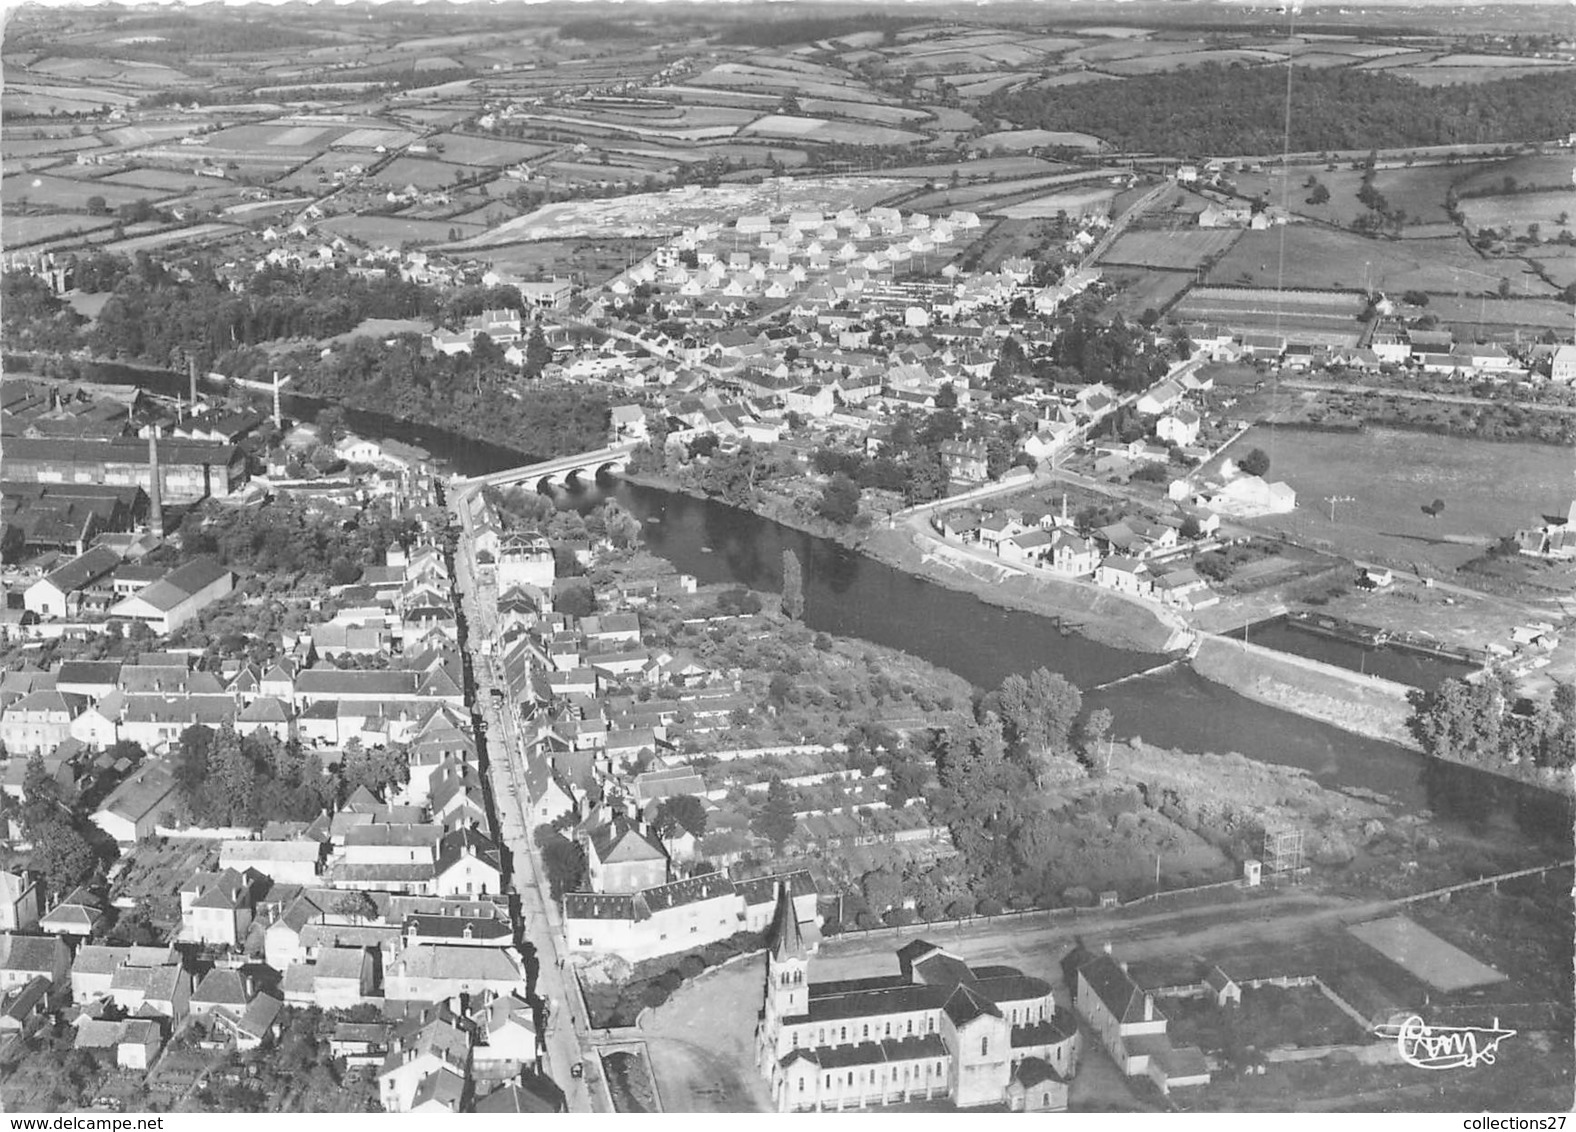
[448,482,605,1113]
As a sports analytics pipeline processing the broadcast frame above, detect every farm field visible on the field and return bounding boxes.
[1102,228,1241,270]
[375,155,481,190]
[427,133,560,166]
[1233,164,1470,229]
[97,167,225,192]
[1103,268,1196,318]
[900,171,1112,213]
[1424,295,1575,332]
[798,99,929,125]
[1099,47,1285,74]
[995,186,1117,219]
[1457,191,1575,238]
[1392,62,1576,86]
[0,212,116,247]
[1173,287,1368,347]
[98,222,242,255]
[319,213,484,246]
[879,155,1064,181]
[1450,154,1576,196]
[2,172,167,211]
[1215,424,1574,572]
[739,115,926,147]
[972,127,1104,152]
[1205,227,1534,294]
[0,134,105,158]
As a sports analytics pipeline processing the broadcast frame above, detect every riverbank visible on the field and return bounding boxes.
[622,470,1182,656]
[1190,633,1420,751]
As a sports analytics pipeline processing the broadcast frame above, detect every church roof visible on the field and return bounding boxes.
[769,882,806,963]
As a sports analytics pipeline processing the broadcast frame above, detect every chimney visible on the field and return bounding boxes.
[188,356,198,406]
[1119,960,1129,974]
[147,428,163,534]
[272,371,283,428]
[1143,993,1154,1022]
[1101,941,1112,956]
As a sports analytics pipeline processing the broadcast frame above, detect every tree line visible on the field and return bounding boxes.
[988,67,1576,156]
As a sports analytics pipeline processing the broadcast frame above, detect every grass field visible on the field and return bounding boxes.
[1218,425,1574,572]
[320,213,484,245]
[740,114,926,146]
[1450,154,1576,196]
[1348,915,1507,991]
[1103,268,1197,318]
[996,186,1117,219]
[428,132,559,166]
[1102,228,1241,270]
[2,172,167,211]
[1457,191,1575,238]
[0,213,116,246]
[1424,294,1575,331]
[97,167,223,192]
[1206,228,1518,294]
[375,155,479,190]
[972,127,1104,152]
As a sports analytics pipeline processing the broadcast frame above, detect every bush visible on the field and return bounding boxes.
[678,955,707,979]
[976,896,1005,917]
[1062,886,1097,907]
[945,896,976,918]
[640,982,670,1009]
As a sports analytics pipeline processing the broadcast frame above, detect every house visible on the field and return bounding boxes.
[1549,344,1576,384]
[109,557,234,634]
[939,440,989,483]
[1135,381,1183,416]
[1155,407,1201,447]
[1095,557,1152,598]
[0,932,70,991]
[435,828,503,897]
[384,942,526,1002]
[92,760,178,843]
[117,1018,164,1070]
[582,817,668,893]
[1063,944,1210,1095]
[181,868,260,948]
[0,690,86,756]
[471,991,542,1076]
[219,840,323,885]
[41,886,106,937]
[380,1012,472,1113]
[1047,531,1099,577]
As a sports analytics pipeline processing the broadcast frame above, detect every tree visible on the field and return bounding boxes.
[753,777,798,853]
[816,473,862,525]
[781,549,805,620]
[654,795,708,841]
[535,827,586,901]
[1422,498,1446,520]
[992,668,1083,775]
[1080,708,1115,769]
[1237,447,1270,477]
[331,890,379,924]
[32,819,97,896]
[1402,290,1430,307]
[86,195,109,216]
[1307,182,1330,205]
[1179,515,1203,540]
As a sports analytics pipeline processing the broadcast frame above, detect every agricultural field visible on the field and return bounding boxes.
[97,167,227,192]
[1102,268,1197,319]
[1,133,106,159]
[1174,286,1369,347]
[1450,154,1576,196]
[1232,163,1467,229]
[375,156,481,190]
[1423,295,1575,332]
[972,127,1104,153]
[995,186,1117,219]
[426,133,560,166]
[1215,424,1574,573]
[1102,228,1241,270]
[900,170,1112,213]
[0,213,117,247]
[739,114,926,147]
[319,213,485,246]
[1457,191,1575,238]
[98,222,242,255]
[2,171,167,211]
[1206,227,1536,295]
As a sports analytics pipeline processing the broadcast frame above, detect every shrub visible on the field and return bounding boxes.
[678,955,707,979]
[976,896,1005,917]
[640,982,670,1009]
[1063,886,1097,907]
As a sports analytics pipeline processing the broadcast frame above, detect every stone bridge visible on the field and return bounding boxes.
[452,441,641,493]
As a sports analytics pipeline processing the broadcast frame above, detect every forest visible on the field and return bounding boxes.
[988,67,1576,156]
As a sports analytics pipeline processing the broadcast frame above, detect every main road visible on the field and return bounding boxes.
[448,480,607,1113]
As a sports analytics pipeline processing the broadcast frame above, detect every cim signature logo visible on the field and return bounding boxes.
[1373,1014,1516,1070]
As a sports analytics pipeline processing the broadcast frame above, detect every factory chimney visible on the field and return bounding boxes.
[188,356,198,407]
[147,426,164,534]
[272,371,283,429]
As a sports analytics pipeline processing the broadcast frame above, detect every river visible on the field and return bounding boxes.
[66,361,1575,845]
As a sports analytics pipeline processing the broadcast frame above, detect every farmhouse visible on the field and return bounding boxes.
[1063,943,1210,1096]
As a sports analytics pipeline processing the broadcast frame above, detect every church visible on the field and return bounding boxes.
[755,888,1080,1112]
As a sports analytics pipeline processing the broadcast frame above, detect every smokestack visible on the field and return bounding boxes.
[272,371,283,429]
[147,427,164,534]
[188,356,198,407]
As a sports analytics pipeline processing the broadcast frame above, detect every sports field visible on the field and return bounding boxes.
[1348,915,1506,991]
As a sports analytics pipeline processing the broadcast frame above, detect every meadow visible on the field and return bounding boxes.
[1102,228,1241,270]
[2,172,168,211]
[1206,227,1540,294]
[1219,424,1573,572]
[1457,191,1575,238]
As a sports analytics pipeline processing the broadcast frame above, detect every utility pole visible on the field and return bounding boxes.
[1324,494,1355,522]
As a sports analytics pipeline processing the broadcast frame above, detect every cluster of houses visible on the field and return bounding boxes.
[939,495,1222,612]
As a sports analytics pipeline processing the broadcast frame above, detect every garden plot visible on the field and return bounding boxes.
[1348,915,1507,992]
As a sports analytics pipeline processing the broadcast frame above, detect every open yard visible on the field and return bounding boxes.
[1347,915,1507,991]
[1213,425,1573,573]
[1162,985,1369,1062]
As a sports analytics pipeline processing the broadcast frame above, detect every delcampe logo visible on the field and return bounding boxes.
[1373,1014,1517,1070]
